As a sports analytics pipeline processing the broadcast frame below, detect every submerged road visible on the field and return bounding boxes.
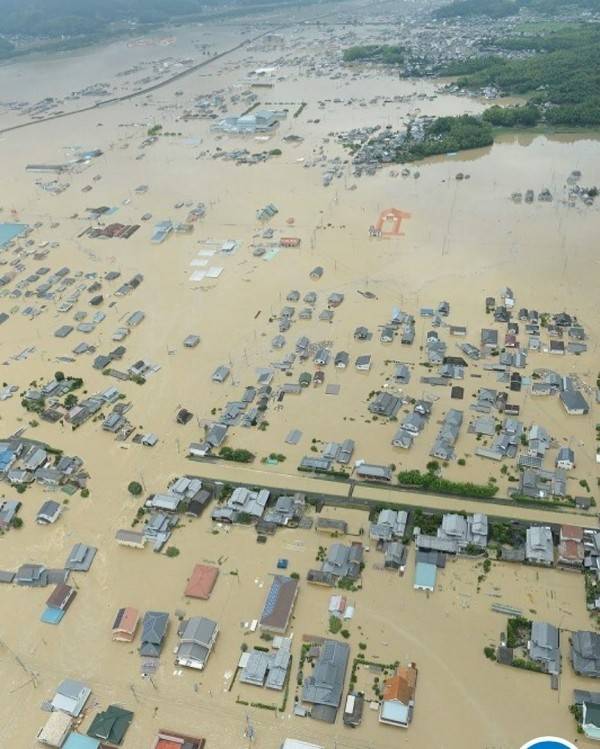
[0,31,270,136]
[184,458,596,529]
[0,3,342,137]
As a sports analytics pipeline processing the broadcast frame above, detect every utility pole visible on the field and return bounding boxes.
[244,714,255,744]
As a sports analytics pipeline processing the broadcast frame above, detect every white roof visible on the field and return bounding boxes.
[37,710,72,746]
[345,694,356,713]
[282,741,324,749]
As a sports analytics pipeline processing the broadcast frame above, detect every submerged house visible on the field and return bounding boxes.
[259,575,299,634]
[572,631,600,678]
[212,486,269,523]
[139,611,169,658]
[369,509,408,542]
[307,542,363,587]
[528,621,560,675]
[379,663,418,728]
[525,526,554,566]
[302,639,349,723]
[175,617,218,671]
[184,564,219,600]
[323,543,363,579]
[436,513,488,551]
[429,409,462,461]
[239,640,292,691]
[51,679,91,717]
[112,607,140,642]
[43,583,76,624]
[368,392,402,418]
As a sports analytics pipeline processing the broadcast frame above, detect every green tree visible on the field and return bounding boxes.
[329,616,342,634]
[128,481,143,496]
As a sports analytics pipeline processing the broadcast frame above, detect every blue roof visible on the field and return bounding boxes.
[41,607,65,624]
[0,448,15,469]
[0,223,28,248]
[414,562,437,591]
[63,734,100,749]
[381,700,410,724]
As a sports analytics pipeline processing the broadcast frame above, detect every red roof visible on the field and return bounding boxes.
[559,539,584,562]
[153,730,204,749]
[184,564,219,599]
[112,606,140,638]
[383,664,418,704]
[561,524,583,541]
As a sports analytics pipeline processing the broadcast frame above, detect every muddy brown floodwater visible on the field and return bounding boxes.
[0,3,598,747]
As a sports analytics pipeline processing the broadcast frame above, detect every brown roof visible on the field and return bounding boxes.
[46,583,76,610]
[561,524,583,542]
[559,539,584,562]
[383,664,418,704]
[259,574,299,632]
[184,564,219,600]
[154,730,205,749]
[112,606,140,636]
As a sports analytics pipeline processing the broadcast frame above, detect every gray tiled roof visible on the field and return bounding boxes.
[302,639,349,708]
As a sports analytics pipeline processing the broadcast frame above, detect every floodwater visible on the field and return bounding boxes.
[0,3,598,747]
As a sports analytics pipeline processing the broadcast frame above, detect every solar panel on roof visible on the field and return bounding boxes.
[262,577,282,618]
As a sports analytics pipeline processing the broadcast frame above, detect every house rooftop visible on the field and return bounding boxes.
[184,564,219,600]
[260,575,299,633]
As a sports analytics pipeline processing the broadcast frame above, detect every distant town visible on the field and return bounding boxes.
[0,0,599,747]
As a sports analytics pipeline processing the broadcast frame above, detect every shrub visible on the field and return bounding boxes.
[10,516,23,529]
[80,488,90,498]
[340,629,350,639]
[219,446,255,463]
[166,546,180,558]
[483,646,496,661]
[128,481,143,496]
[329,616,342,634]
[64,393,78,408]
[397,469,498,498]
